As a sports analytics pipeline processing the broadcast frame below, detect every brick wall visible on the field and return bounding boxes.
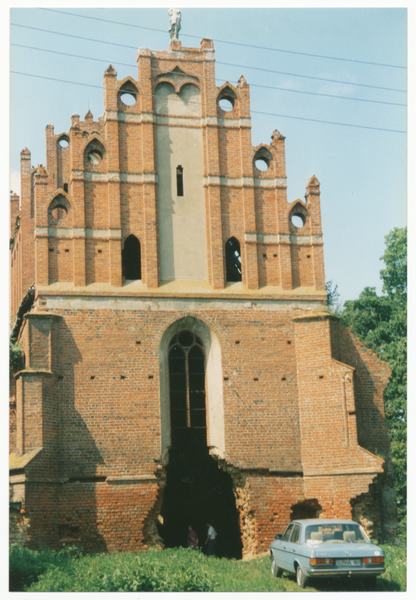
[9,36,396,554]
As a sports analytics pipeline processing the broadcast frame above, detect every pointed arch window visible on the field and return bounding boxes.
[225,237,242,282]
[168,331,206,447]
[122,234,141,280]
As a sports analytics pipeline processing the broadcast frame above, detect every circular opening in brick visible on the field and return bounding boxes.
[254,157,269,171]
[291,213,305,228]
[119,92,136,106]
[58,137,69,148]
[219,97,234,112]
[178,330,194,347]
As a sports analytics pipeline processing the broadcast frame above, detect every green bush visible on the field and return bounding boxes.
[28,548,216,592]
[9,543,81,591]
[12,544,406,593]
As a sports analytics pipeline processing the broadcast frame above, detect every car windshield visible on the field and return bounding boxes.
[305,523,369,544]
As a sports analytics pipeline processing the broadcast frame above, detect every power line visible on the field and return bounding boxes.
[217,61,406,94]
[250,109,406,134]
[39,7,406,70]
[11,43,406,108]
[10,71,406,134]
[11,23,139,51]
[237,82,405,107]
[11,25,407,95]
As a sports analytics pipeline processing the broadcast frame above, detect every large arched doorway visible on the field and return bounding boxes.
[158,325,242,558]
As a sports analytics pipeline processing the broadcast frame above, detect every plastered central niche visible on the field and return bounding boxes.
[155,82,207,282]
[158,316,225,458]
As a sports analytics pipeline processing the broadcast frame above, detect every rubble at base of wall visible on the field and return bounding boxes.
[143,477,166,550]
[232,471,257,558]
[10,512,31,546]
[352,466,400,545]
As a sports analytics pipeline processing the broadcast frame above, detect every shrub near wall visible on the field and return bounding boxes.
[9,544,80,591]
[11,545,406,592]
[27,548,216,592]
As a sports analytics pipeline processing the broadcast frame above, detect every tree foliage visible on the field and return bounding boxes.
[10,336,24,374]
[325,280,341,313]
[340,227,407,538]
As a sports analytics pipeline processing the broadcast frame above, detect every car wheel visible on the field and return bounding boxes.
[296,565,309,589]
[270,557,283,578]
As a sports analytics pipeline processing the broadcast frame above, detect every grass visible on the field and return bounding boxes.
[11,543,406,592]
[211,545,406,592]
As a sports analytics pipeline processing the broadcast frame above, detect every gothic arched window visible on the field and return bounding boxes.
[122,234,141,280]
[168,330,206,447]
[225,237,242,282]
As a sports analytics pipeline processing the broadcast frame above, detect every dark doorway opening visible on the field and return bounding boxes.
[159,442,243,559]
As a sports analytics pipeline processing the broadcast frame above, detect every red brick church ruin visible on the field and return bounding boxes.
[9,27,397,557]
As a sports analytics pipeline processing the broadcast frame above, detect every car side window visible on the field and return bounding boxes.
[290,524,301,544]
[282,524,294,542]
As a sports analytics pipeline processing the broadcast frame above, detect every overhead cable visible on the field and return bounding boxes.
[11,44,406,108]
[10,27,407,95]
[39,7,406,69]
[11,71,406,134]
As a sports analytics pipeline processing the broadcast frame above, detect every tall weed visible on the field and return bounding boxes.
[9,544,81,591]
[12,543,406,593]
[28,548,216,592]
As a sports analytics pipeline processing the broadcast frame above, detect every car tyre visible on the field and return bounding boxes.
[270,557,283,578]
[296,565,309,589]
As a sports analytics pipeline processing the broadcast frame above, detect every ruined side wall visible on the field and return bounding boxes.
[335,322,391,456]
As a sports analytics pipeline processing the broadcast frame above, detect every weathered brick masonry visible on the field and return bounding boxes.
[9,36,397,557]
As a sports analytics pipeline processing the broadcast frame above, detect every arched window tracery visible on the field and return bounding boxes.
[168,330,206,447]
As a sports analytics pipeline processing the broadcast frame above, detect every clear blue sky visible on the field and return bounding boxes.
[6,2,409,304]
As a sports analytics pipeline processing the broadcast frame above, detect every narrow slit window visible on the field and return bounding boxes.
[176,165,184,197]
[225,237,242,282]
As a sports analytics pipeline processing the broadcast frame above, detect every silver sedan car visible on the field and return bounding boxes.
[270,519,385,589]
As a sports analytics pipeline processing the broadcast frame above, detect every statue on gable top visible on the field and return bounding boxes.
[169,8,181,40]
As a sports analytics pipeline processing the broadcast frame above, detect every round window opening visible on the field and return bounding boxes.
[119,92,137,106]
[178,330,195,347]
[58,138,69,149]
[254,157,269,172]
[219,97,234,112]
[291,214,305,228]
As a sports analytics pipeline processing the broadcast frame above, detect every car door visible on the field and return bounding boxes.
[283,523,302,574]
[274,523,295,570]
